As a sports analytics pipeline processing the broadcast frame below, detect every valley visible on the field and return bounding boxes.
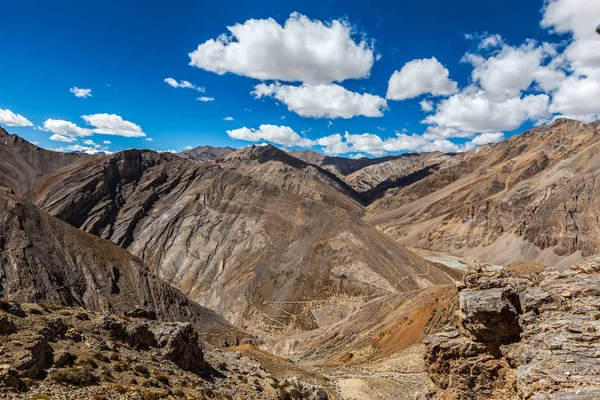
[1,118,600,399]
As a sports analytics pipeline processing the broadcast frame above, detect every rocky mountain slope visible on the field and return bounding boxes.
[290,150,452,194]
[0,302,331,399]
[424,259,600,399]
[368,119,600,270]
[177,145,235,163]
[0,128,459,336]
[0,127,89,201]
[0,187,239,343]
[219,144,365,212]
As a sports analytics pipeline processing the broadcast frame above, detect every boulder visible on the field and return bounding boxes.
[151,323,204,372]
[0,314,17,335]
[101,315,156,349]
[12,334,53,379]
[0,364,26,392]
[40,317,68,341]
[0,302,26,318]
[457,288,521,342]
[519,287,552,313]
[281,377,328,400]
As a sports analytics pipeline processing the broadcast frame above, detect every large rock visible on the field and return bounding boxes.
[457,288,521,342]
[424,261,600,399]
[0,364,26,392]
[0,314,17,335]
[281,377,328,400]
[101,315,156,350]
[11,334,53,379]
[151,323,205,372]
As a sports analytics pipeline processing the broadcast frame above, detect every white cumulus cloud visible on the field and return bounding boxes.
[196,97,214,102]
[164,78,205,92]
[471,132,505,145]
[420,100,434,112]
[70,87,92,98]
[82,113,146,137]
[463,41,551,100]
[43,119,93,139]
[227,124,314,147]
[253,82,387,119]
[0,108,33,127]
[386,57,458,100]
[189,13,375,85]
[49,134,77,143]
[423,92,550,138]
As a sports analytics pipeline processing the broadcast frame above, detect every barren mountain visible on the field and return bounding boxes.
[220,144,365,213]
[0,128,89,200]
[0,128,458,336]
[177,145,235,163]
[0,187,238,341]
[368,119,600,270]
[289,149,452,194]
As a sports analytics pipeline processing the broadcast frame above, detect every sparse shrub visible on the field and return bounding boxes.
[109,353,120,362]
[134,364,150,376]
[75,312,90,320]
[100,366,114,381]
[173,389,185,397]
[130,378,138,385]
[28,308,43,315]
[58,310,72,316]
[32,395,51,400]
[113,384,128,394]
[155,374,169,385]
[93,352,110,363]
[50,367,99,386]
[113,363,124,373]
[139,389,169,400]
[75,357,98,369]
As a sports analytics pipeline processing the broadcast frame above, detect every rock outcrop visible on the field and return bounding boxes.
[0,302,330,399]
[424,259,600,399]
[152,323,204,372]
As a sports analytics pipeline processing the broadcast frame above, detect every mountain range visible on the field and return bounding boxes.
[1,118,600,399]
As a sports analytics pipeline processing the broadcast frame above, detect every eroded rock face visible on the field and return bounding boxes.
[424,260,600,399]
[151,322,205,372]
[0,188,241,345]
[370,119,600,269]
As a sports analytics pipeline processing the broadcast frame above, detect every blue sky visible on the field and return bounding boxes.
[0,0,598,156]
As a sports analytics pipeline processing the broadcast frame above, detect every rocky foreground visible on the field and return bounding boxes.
[0,302,330,399]
[424,259,600,399]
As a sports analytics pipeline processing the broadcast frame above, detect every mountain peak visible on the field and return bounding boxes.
[224,143,308,168]
[178,145,235,163]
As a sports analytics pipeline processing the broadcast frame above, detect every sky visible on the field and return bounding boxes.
[0,0,598,157]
